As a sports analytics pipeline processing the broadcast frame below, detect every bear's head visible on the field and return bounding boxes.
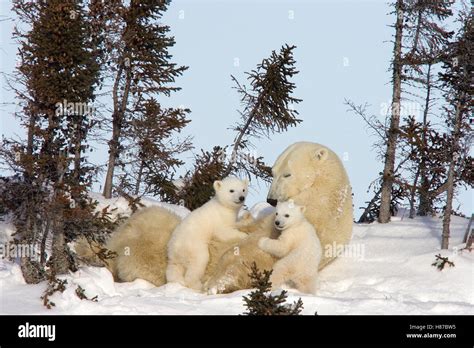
[213,176,249,209]
[267,142,341,206]
[274,200,306,230]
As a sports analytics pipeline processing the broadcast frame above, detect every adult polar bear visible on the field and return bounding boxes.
[85,142,353,292]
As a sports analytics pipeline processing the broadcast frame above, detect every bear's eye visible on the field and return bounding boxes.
[284,214,290,218]
[275,212,278,216]
[243,189,245,192]
[229,189,234,193]
[283,173,291,178]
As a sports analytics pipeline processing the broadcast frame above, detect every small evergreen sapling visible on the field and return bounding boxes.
[242,262,303,315]
[431,254,455,271]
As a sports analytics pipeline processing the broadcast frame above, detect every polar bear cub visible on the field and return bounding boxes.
[166,177,249,290]
[258,200,322,294]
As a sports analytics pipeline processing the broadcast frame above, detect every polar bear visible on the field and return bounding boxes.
[73,205,183,286]
[76,142,352,292]
[205,142,353,293]
[258,200,322,294]
[166,177,249,290]
[267,141,352,269]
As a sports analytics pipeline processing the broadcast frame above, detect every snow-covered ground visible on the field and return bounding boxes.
[0,197,472,315]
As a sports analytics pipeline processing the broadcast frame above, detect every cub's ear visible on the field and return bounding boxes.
[243,178,249,187]
[316,148,328,161]
[213,180,222,191]
[299,205,306,214]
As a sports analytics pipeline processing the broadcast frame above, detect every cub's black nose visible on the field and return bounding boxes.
[267,198,277,207]
[275,221,280,226]
[239,196,245,202]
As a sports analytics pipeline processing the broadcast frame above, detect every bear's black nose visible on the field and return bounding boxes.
[267,198,277,207]
[275,220,280,226]
[239,196,245,202]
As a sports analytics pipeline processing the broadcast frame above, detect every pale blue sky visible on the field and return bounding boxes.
[0,0,471,216]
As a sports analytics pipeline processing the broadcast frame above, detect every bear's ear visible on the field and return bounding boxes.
[316,148,328,161]
[243,178,249,187]
[299,205,306,214]
[213,180,222,191]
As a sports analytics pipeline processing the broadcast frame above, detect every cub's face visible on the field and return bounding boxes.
[274,200,306,231]
[213,177,249,208]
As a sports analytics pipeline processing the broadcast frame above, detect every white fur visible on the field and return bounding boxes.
[166,177,249,290]
[258,200,322,294]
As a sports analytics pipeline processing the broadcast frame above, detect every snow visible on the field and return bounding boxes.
[88,192,190,219]
[244,201,275,220]
[0,197,472,315]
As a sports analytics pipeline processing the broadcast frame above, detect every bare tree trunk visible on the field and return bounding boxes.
[379,0,404,223]
[50,157,70,274]
[73,123,82,185]
[24,108,38,242]
[103,123,119,198]
[103,62,132,198]
[40,217,51,265]
[418,63,433,216]
[103,65,123,199]
[103,127,119,198]
[441,158,455,249]
[50,226,69,274]
[134,160,144,196]
[19,111,51,281]
[20,191,45,283]
[20,257,44,284]
[225,115,253,177]
[441,101,462,250]
[223,77,265,177]
[25,108,37,181]
[409,167,420,219]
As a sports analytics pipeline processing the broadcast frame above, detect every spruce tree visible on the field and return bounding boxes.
[242,263,304,316]
[379,0,454,223]
[224,44,302,181]
[438,12,473,249]
[174,44,302,209]
[127,98,192,198]
[401,0,453,217]
[4,0,100,284]
[398,117,450,218]
[100,0,189,199]
[349,1,456,223]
